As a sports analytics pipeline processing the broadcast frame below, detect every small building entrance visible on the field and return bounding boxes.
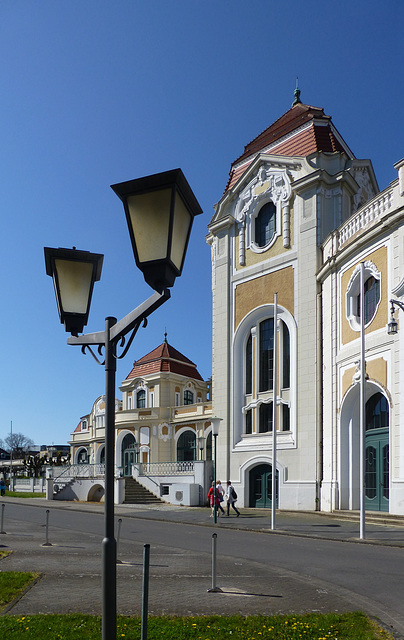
[249,463,278,508]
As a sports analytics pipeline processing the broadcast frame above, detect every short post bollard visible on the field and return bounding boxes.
[116,518,122,564]
[0,504,5,534]
[42,509,52,546]
[207,533,222,593]
[141,543,150,640]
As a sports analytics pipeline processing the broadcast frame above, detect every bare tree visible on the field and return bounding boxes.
[0,432,34,458]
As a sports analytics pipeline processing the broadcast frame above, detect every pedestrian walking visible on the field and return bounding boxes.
[216,480,225,515]
[207,481,221,518]
[225,480,240,516]
[0,478,6,496]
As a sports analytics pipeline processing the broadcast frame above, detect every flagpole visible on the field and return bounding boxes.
[359,263,366,540]
[271,293,278,530]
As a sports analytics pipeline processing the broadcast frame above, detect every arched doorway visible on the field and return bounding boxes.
[177,431,196,461]
[249,463,278,508]
[365,392,389,512]
[339,384,390,512]
[121,433,138,477]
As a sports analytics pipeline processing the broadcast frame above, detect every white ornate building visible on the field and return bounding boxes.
[65,338,213,504]
[208,92,404,514]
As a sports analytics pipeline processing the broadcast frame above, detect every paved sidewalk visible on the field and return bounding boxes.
[0,497,403,638]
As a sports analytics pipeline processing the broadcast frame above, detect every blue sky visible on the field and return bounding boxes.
[0,1,402,446]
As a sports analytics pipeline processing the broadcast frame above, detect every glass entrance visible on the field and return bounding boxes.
[121,433,138,477]
[249,463,278,508]
[365,393,389,512]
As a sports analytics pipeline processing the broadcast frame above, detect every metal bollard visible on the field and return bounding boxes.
[116,518,122,564]
[42,509,52,546]
[207,533,222,593]
[0,503,5,534]
[141,543,150,640]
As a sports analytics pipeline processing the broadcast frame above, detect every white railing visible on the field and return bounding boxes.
[53,463,106,483]
[138,461,195,476]
[338,188,393,250]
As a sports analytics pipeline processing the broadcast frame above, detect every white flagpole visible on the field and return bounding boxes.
[271,293,278,530]
[359,263,366,540]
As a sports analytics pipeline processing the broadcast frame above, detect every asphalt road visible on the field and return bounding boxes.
[1,500,403,638]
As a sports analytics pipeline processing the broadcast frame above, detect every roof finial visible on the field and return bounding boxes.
[292,77,301,106]
[164,329,168,343]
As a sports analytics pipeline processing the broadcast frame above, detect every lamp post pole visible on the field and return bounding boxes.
[102,316,117,638]
[45,168,202,640]
[210,418,222,525]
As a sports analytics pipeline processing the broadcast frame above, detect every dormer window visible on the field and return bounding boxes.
[184,389,194,405]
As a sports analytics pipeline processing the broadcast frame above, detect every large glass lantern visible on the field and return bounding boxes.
[111,168,202,292]
[44,247,103,335]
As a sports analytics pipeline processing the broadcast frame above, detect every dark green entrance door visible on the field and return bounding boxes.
[365,392,389,512]
[365,430,389,512]
[122,433,138,477]
[249,464,278,508]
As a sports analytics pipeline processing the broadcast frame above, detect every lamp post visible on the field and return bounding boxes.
[210,418,222,524]
[45,168,202,640]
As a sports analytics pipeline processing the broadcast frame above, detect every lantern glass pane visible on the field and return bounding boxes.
[127,188,171,263]
[55,259,93,314]
[171,192,192,270]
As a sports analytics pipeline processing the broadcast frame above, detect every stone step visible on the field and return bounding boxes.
[124,478,162,504]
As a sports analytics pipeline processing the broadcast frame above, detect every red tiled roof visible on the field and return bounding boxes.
[126,341,204,381]
[225,103,353,192]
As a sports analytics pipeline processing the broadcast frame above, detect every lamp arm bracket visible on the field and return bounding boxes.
[82,344,105,366]
[110,289,170,343]
[390,299,404,313]
[115,318,143,360]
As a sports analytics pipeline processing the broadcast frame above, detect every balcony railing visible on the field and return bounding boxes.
[138,461,195,476]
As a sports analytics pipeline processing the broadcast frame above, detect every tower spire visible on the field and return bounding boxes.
[292,77,301,106]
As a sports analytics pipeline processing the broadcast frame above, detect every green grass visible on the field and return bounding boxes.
[2,492,45,498]
[0,612,393,639]
[0,572,39,610]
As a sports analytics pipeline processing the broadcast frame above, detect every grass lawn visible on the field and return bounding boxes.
[2,492,45,498]
[0,572,39,610]
[0,612,394,639]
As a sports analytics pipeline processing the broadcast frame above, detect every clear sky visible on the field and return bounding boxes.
[0,1,402,446]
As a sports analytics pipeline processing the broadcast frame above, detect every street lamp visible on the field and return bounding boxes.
[44,168,202,640]
[387,299,404,335]
[210,417,222,524]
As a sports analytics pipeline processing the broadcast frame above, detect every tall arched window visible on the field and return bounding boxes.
[136,389,146,408]
[177,431,196,461]
[255,202,276,247]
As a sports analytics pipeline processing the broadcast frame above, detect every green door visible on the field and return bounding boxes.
[249,464,278,508]
[365,430,389,512]
[123,448,136,477]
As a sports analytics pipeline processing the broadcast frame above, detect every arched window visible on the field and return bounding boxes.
[255,202,276,247]
[366,393,389,431]
[206,432,212,460]
[346,263,381,330]
[177,431,196,461]
[184,389,194,405]
[77,448,88,464]
[136,389,146,408]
